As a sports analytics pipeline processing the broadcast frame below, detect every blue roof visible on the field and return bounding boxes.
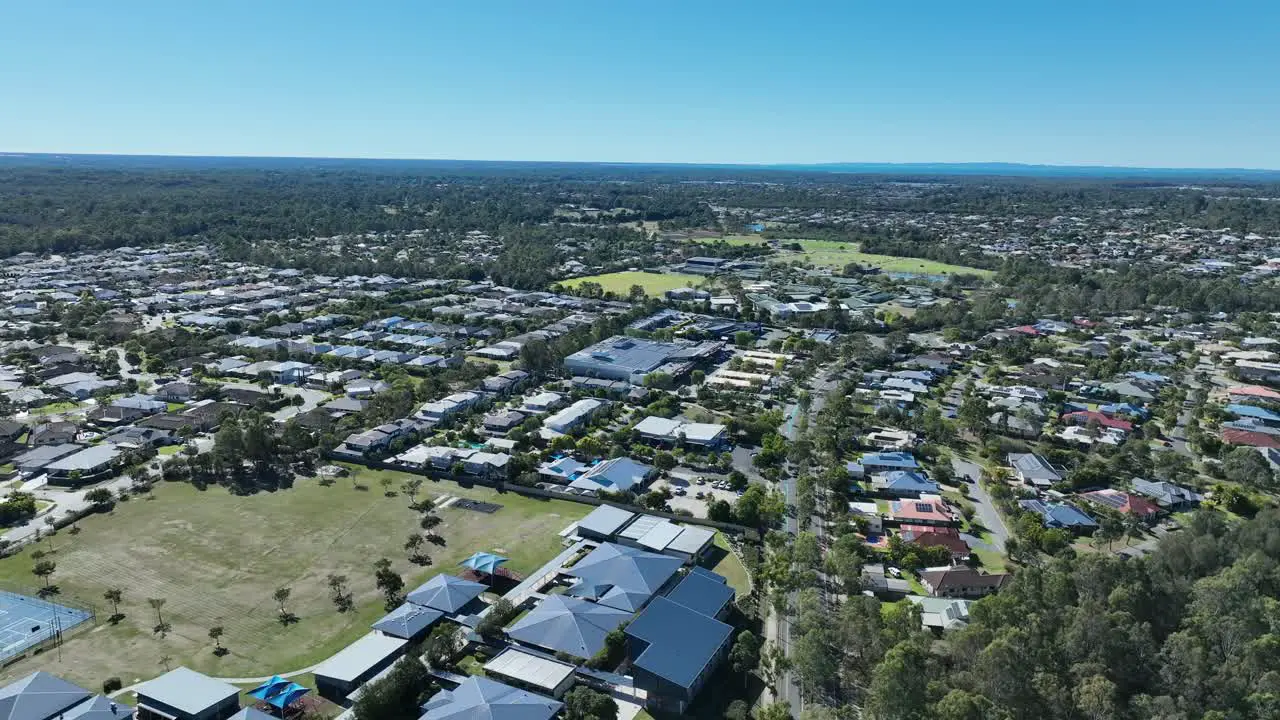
[665,570,735,618]
[1228,404,1280,422]
[420,676,562,720]
[567,543,684,612]
[625,597,733,690]
[860,451,919,469]
[460,552,508,575]
[505,594,632,659]
[879,470,937,492]
[1128,371,1169,383]
[247,676,308,710]
[407,574,487,613]
[1019,499,1097,528]
[372,602,444,639]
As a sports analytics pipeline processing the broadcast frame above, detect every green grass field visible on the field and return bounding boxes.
[559,271,707,296]
[0,472,588,689]
[702,236,992,276]
[708,533,751,597]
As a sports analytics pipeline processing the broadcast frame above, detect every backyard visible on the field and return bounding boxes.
[559,271,707,296]
[0,471,589,690]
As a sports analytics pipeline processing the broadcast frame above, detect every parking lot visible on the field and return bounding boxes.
[654,475,742,517]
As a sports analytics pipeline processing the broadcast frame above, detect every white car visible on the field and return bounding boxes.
[888,567,903,578]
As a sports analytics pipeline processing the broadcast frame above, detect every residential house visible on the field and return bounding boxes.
[1018,499,1098,534]
[1132,478,1203,511]
[1080,488,1161,521]
[1007,452,1064,489]
[632,416,728,449]
[919,565,1010,599]
[871,471,940,498]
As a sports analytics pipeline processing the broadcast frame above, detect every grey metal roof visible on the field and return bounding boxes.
[625,596,733,690]
[666,525,715,556]
[506,594,631,659]
[406,574,487,614]
[635,521,683,552]
[313,631,407,683]
[45,444,121,472]
[372,602,444,639]
[665,570,734,618]
[576,505,636,537]
[566,542,683,612]
[62,695,133,720]
[137,667,238,716]
[11,443,82,469]
[482,648,575,692]
[420,676,562,720]
[0,671,91,720]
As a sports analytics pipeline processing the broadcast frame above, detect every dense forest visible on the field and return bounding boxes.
[792,510,1280,720]
[4,156,1280,261]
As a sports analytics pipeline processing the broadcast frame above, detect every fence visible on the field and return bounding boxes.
[326,452,759,540]
[0,584,97,666]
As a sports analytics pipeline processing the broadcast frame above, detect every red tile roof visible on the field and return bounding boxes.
[1062,410,1133,431]
[1222,428,1280,449]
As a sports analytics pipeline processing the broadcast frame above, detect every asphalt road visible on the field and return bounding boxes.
[953,456,1009,549]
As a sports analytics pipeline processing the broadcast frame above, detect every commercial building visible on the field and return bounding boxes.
[564,336,720,384]
[0,671,133,720]
[312,632,407,704]
[420,676,562,720]
[135,667,239,720]
[632,416,728,449]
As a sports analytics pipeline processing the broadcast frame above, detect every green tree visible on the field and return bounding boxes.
[353,655,437,720]
[103,587,124,620]
[562,685,619,720]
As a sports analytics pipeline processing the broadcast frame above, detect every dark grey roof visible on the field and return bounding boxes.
[506,594,631,659]
[229,709,277,720]
[420,676,561,720]
[0,671,91,720]
[625,596,733,690]
[665,570,734,618]
[407,574,487,613]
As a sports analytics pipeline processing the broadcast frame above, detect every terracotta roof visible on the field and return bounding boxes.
[1222,428,1280,449]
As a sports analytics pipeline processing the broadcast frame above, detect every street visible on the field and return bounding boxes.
[952,456,1009,549]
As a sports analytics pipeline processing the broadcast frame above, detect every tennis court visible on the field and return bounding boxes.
[0,590,93,661]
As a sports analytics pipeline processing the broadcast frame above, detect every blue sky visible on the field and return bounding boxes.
[2,1,1277,167]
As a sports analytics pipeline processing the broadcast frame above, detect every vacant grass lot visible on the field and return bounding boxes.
[703,236,992,276]
[0,473,587,689]
[559,271,706,296]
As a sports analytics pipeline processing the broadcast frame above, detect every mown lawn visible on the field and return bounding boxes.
[0,473,588,690]
[559,271,706,296]
[708,532,751,597]
[700,236,992,276]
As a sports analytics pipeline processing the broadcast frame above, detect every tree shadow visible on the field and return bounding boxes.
[278,612,299,626]
[213,646,229,657]
[107,613,126,625]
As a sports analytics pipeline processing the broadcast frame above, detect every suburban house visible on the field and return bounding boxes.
[919,565,1010,599]
[1080,488,1162,520]
[1007,452,1065,489]
[1132,478,1204,511]
[871,470,939,498]
[543,398,605,434]
[1018,499,1098,534]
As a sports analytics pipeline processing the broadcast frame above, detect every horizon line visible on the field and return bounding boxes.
[2,150,1278,175]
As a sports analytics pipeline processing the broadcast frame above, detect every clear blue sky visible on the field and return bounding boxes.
[3,0,1278,167]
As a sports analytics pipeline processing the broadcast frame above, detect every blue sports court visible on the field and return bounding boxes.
[0,590,92,660]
